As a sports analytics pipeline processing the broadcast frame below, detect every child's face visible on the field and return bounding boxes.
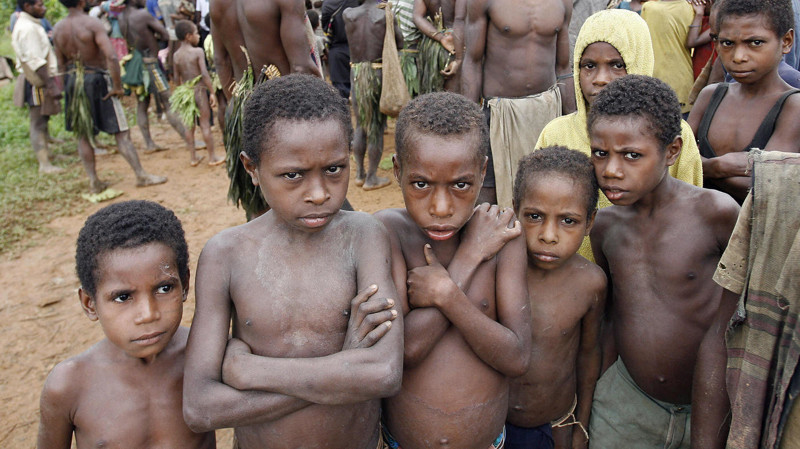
[79,242,184,362]
[579,42,627,107]
[242,118,350,232]
[589,116,680,206]
[517,173,594,271]
[394,132,486,241]
[717,14,793,85]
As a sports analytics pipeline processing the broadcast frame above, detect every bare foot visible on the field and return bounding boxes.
[354,177,365,187]
[208,157,225,167]
[39,165,65,175]
[89,179,110,194]
[190,155,206,167]
[362,176,392,191]
[136,173,168,187]
[143,144,168,154]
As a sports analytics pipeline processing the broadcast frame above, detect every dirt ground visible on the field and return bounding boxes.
[0,117,404,447]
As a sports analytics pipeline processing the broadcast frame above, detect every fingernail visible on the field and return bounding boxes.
[425,244,431,249]
[370,284,378,290]
[387,298,395,307]
[385,321,392,328]
[391,310,398,317]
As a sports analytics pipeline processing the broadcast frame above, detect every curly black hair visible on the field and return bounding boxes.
[395,92,488,169]
[243,74,352,166]
[717,0,794,38]
[587,75,682,151]
[75,200,189,298]
[513,146,599,217]
[175,20,196,41]
[19,0,39,10]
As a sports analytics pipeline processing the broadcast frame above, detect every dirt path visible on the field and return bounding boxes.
[0,119,404,447]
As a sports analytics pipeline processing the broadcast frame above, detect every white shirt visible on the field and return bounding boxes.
[11,11,57,80]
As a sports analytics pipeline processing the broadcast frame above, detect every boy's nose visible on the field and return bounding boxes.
[602,158,623,179]
[304,177,331,205]
[539,220,558,244]
[135,296,161,324]
[732,45,748,64]
[429,188,453,217]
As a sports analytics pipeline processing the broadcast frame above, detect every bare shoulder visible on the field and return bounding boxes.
[41,340,109,405]
[374,208,415,234]
[200,221,256,262]
[683,183,740,234]
[337,210,390,239]
[591,205,623,240]
[571,254,607,291]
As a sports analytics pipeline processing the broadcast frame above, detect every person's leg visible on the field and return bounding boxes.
[216,90,227,132]
[114,130,167,186]
[44,115,64,144]
[137,94,164,152]
[364,128,390,190]
[30,106,62,174]
[158,90,190,146]
[76,135,108,193]
[196,89,223,165]
[353,125,367,186]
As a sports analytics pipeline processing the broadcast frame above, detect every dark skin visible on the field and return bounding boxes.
[589,115,739,405]
[235,0,320,79]
[509,174,605,449]
[412,0,463,92]
[343,0,402,191]
[690,287,738,449]
[208,0,247,99]
[173,23,224,166]
[53,0,166,192]
[376,131,531,449]
[183,119,403,449]
[36,243,214,449]
[18,0,63,174]
[119,0,191,152]
[462,0,575,113]
[687,14,800,203]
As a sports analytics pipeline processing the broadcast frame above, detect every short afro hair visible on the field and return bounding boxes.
[243,74,352,165]
[75,200,189,298]
[19,0,38,10]
[58,0,80,8]
[513,146,599,217]
[717,0,794,38]
[175,20,196,41]
[395,92,488,169]
[587,74,682,151]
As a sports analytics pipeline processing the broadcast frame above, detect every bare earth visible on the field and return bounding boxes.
[0,118,404,447]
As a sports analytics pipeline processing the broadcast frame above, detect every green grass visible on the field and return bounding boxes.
[0,80,92,256]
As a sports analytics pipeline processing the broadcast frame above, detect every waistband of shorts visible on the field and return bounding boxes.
[481,83,560,108]
[613,357,691,414]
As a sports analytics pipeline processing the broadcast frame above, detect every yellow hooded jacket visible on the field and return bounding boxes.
[534,9,703,260]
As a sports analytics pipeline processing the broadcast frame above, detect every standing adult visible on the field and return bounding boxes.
[462,0,574,207]
[321,0,359,98]
[11,0,63,174]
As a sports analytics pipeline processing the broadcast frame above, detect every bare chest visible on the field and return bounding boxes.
[488,0,563,39]
[230,249,356,357]
[708,95,779,156]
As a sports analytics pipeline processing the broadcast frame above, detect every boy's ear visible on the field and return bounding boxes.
[239,152,260,186]
[585,209,597,236]
[392,154,401,181]
[183,268,191,302]
[78,288,99,321]
[782,29,794,55]
[665,135,682,167]
[480,155,488,184]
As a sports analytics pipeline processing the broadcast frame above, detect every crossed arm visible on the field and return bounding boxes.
[183,224,402,432]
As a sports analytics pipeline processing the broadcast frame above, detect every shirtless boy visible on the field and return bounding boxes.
[376,92,532,449]
[182,74,403,449]
[587,75,739,449]
[37,200,214,449]
[173,20,223,167]
[344,0,403,191]
[53,0,166,193]
[119,0,192,153]
[462,0,575,207]
[688,0,800,203]
[507,147,606,449]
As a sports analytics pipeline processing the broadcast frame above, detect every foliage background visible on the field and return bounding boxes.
[1,0,67,49]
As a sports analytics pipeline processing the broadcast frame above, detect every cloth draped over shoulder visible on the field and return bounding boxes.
[714,150,800,449]
[534,9,703,261]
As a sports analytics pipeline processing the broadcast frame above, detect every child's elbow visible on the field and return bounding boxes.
[183,399,216,433]
[506,348,531,379]
[373,358,403,397]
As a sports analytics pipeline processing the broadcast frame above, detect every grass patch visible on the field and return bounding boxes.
[0,81,90,256]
